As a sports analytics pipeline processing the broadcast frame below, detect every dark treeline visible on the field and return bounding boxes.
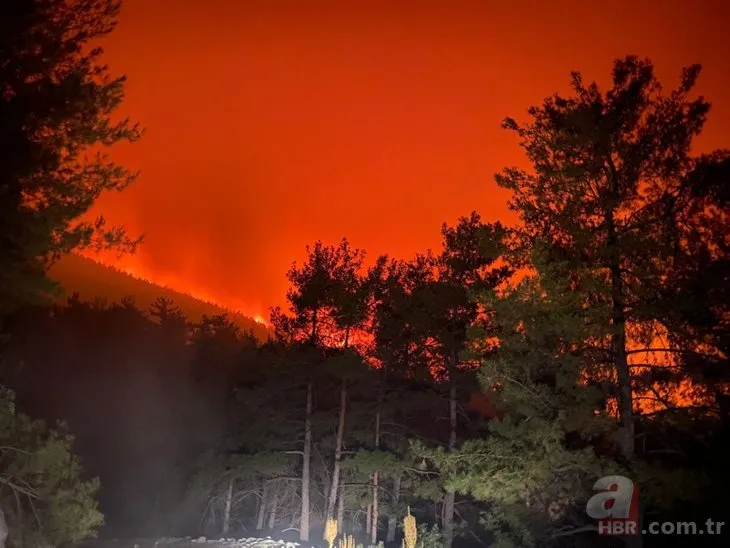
[3,217,507,547]
[1,1,729,548]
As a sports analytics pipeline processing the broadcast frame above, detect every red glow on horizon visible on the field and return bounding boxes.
[81,0,730,315]
[79,252,268,324]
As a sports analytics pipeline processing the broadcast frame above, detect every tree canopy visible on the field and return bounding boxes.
[0,10,728,546]
[0,0,141,317]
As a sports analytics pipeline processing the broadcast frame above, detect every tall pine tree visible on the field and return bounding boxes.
[0,0,142,318]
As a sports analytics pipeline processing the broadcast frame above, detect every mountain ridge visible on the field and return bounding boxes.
[49,254,271,341]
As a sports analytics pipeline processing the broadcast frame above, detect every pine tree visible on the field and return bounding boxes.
[0,0,142,318]
[390,214,510,548]
[271,239,368,539]
[0,386,103,547]
[494,56,725,461]
[442,56,729,546]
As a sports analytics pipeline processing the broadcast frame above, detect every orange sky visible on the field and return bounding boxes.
[87,0,730,320]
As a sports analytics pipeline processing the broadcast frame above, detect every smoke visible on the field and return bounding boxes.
[83,0,729,318]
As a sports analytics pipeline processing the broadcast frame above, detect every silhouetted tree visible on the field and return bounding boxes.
[443,56,730,547]
[405,214,510,548]
[0,0,141,319]
[494,56,723,462]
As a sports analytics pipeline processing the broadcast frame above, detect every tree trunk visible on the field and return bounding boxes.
[326,379,347,519]
[256,480,269,531]
[337,483,345,532]
[300,382,312,541]
[611,266,634,461]
[222,476,234,535]
[371,390,381,544]
[605,164,635,462]
[0,507,7,548]
[268,488,279,530]
[442,379,457,548]
[606,171,639,547]
[311,309,318,343]
[366,504,372,537]
[371,472,379,543]
[385,473,401,543]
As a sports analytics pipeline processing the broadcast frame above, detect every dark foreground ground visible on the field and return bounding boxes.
[79,537,304,548]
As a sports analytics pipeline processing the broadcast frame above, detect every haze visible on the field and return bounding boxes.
[86,0,730,320]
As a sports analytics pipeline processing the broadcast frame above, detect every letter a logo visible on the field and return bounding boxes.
[586,475,639,536]
[586,475,635,520]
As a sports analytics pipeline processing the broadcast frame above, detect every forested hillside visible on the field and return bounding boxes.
[0,1,728,547]
[49,254,270,340]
